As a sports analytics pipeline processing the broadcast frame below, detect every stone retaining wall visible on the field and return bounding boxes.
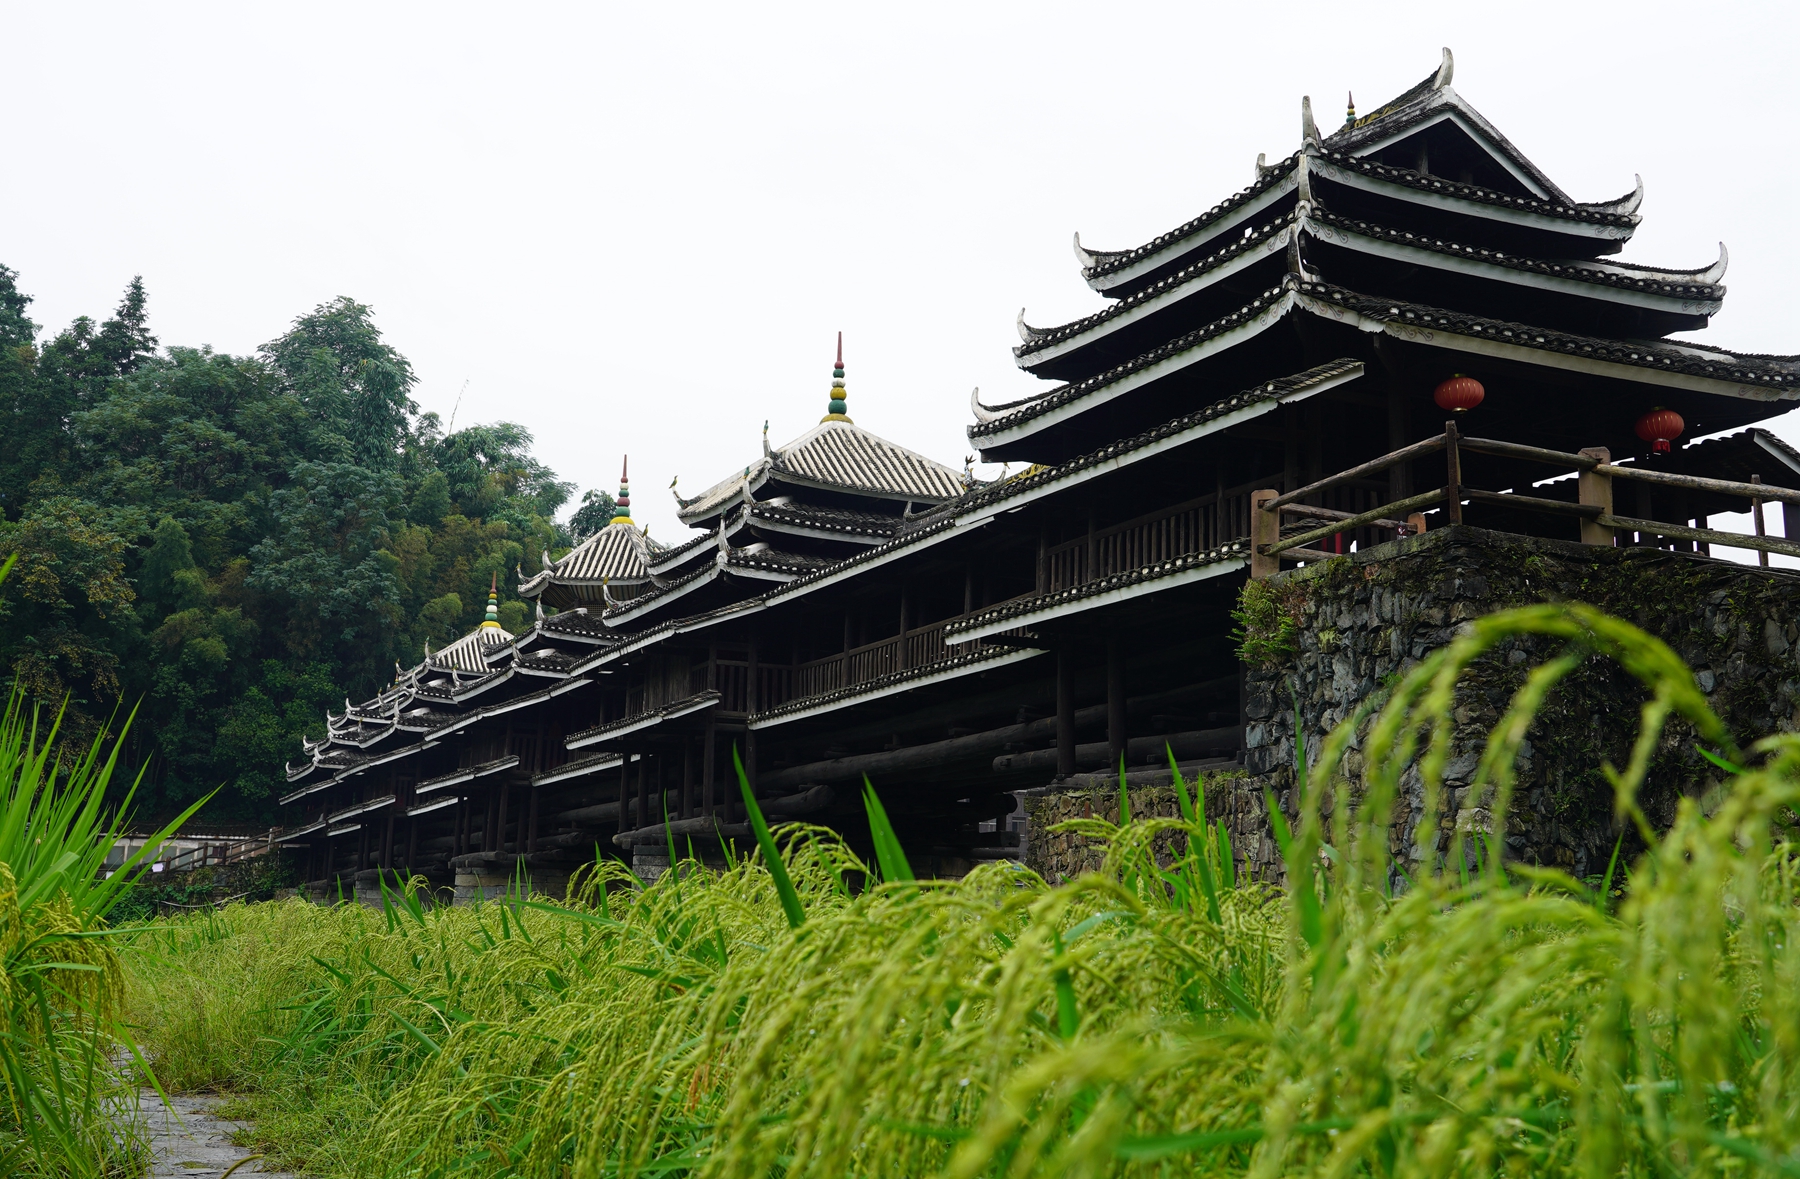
[1239,525,1800,881]
[1019,526,1800,887]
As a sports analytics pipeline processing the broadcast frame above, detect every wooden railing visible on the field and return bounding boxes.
[1045,485,1257,592]
[1250,421,1800,578]
[784,604,1035,706]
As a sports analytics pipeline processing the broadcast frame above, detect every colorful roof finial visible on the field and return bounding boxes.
[821,331,851,423]
[611,456,633,525]
[480,571,502,630]
[1346,91,1356,124]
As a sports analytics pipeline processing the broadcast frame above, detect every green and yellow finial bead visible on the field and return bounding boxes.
[480,571,502,630]
[822,330,852,422]
[611,455,633,525]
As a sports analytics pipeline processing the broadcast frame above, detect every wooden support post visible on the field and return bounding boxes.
[702,717,717,818]
[1106,641,1126,776]
[681,740,694,819]
[1577,447,1614,546]
[1753,474,1769,567]
[1444,421,1463,526]
[898,590,910,670]
[406,817,417,872]
[1386,378,1410,504]
[637,754,650,833]
[1406,512,1428,538]
[496,781,510,854]
[1250,489,1281,579]
[1036,524,1047,594]
[527,784,539,854]
[745,638,759,811]
[1785,501,1798,547]
[381,814,394,869]
[1056,648,1076,780]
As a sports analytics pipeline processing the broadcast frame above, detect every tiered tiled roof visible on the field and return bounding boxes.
[519,521,663,599]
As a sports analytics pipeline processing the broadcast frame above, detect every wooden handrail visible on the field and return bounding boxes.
[1462,489,1601,519]
[1597,463,1800,507]
[1278,502,1411,530]
[1262,434,1446,511]
[1457,436,1599,471]
[1262,488,1447,555]
[1599,514,1800,561]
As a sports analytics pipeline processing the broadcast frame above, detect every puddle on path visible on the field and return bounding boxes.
[136,1087,295,1178]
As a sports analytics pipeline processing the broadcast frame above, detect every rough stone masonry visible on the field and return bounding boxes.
[1027,525,1800,886]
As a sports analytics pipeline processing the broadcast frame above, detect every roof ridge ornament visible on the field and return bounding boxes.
[1301,95,1320,147]
[610,456,633,525]
[970,386,1002,424]
[1433,47,1454,91]
[1703,242,1729,285]
[1583,173,1645,216]
[479,572,502,632]
[1254,152,1268,182]
[1072,231,1096,269]
[762,420,773,458]
[820,332,852,423]
[1345,91,1355,125]
[1016,307,1045,344]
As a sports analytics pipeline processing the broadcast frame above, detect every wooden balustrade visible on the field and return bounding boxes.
[1251,422,1800,578]
[1044,485,1257,593]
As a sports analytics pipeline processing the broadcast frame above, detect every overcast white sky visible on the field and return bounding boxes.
[4,1,1796,559]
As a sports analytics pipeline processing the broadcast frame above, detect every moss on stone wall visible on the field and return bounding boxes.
[1238,525,1800,880]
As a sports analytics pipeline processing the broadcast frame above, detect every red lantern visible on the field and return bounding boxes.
[1433,374,1485,414]
[1635,407,1684,455]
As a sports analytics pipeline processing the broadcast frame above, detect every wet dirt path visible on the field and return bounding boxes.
[137,1086,295,1177]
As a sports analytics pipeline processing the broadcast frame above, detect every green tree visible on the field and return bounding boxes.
[260,297,417,470]
[568,487,617,541]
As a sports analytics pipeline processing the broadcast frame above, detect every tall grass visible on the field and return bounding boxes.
[0,552,209,1176]
[125,602,1800,1177]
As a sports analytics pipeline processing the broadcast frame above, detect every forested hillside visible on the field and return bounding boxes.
[0,266,609,822]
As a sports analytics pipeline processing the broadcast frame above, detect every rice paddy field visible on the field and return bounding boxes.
[5,599,1799,1177]
[103,604,1800,1178]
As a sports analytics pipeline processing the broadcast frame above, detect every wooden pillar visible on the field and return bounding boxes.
[381,814,395,869]
[496,781,511,854]
[1443,421,1463,526]
[1056,648,1076,780]
[1106,640,1126,776]
[527,784,539,854]
[681,740,694,819]
[1036,524,1047,594]
[898,589,911,670]
[1753,474,1770,567]
[357,821,369,872]
[636,753,650,833]
[405,817,418,873]
[963,566,974,615]
[1386,377,1411,504]
[1250,489,1281,580]
[702,717,717,818]
[1577,448,1613,546]
[745,637,759,807]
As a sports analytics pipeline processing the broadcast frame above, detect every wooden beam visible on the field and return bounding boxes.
[1597,514,1800,561]
[1264,488,1447,555]
[1263,434,1445,511]
[1599,462,1800,507]
[992,727,1244,775]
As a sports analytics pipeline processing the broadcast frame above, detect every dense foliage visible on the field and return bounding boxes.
[0,554,205,1177]
[0,266,604,821]
[125,605,1800,1178]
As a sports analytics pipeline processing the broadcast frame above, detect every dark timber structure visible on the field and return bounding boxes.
[279,52,1800,898]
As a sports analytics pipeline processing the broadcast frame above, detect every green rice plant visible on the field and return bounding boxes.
[0,551,210,1176]
[123,602,1800,1177]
